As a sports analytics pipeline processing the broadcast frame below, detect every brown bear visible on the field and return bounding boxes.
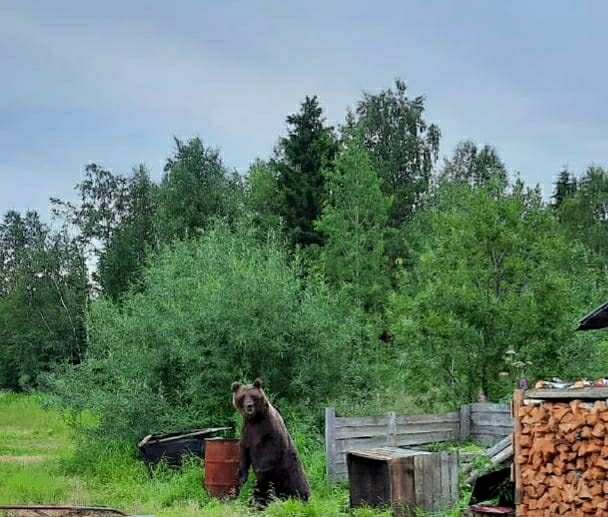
[231,378,311,506]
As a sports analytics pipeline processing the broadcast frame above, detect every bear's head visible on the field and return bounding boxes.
[231,378,269,421]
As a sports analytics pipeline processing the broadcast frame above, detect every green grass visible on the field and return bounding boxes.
[0,393,466,516]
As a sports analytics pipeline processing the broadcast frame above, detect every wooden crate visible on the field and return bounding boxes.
[347,446,459,516]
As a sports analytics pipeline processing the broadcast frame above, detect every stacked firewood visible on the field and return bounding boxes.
[516,399,608,516]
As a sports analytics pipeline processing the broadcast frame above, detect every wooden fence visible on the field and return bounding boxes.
[325,402,512,481]
[467,402,513,444]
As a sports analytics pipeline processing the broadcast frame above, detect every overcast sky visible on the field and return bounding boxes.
[1,1,606,219]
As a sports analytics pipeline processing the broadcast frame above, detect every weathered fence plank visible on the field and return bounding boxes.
[335,424,393,440]
[394,412,460,425]
[459,404,471,440]
[469,402,509,412]
[325,407,337,480]
[470,412,511,426]
[336,436,392,453]
[335,415,388,426]
[485,433,511,458]
[394,430,459,447]
[468,402,512,444]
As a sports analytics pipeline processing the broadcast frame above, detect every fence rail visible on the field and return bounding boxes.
[325,403,512,481]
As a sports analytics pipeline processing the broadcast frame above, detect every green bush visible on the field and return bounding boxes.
[52,223,373,442]
[387,180,608,406]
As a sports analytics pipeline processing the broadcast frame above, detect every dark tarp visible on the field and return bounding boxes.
[577,300,608,331]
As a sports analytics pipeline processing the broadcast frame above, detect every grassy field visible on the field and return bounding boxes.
[0,393,467,517]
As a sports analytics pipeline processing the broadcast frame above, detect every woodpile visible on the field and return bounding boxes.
[514,391,608,516]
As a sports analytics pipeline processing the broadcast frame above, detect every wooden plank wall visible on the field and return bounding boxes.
[326,403,512,481]
[468,402,513,444]
[413,451,460,513]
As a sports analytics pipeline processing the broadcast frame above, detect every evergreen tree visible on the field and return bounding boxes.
[275,96,338,248]
[315,134,392,311]
[557,166,608,264]
[552,167,578,208]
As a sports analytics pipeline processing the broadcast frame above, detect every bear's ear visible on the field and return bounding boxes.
[253,378,263,389]
[231,382,242,393]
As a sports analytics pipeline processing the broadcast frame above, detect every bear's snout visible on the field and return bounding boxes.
[242,394,256,415]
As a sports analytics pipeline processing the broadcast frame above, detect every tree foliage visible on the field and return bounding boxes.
[0,211,87,389]
[315,134,392,311]
[275,96,338,248]
[244,159,282,235]
[556,166,608,266]
[157,137,243,242]
[5,76,608,442]
[353,78,440,225]
[388,180,605,406]
[552,167,578,208]
[97,165,158,299]
[440,140,508,189]
[50,163,129,256]
[53,223,371,440]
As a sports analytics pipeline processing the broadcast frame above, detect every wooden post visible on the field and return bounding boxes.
[325,407,337,481]
[387,411,397,447]
[512,389,524,516]
[459,404,471,441]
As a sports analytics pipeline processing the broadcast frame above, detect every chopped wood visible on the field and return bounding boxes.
[590,481,603,496]
[592,423,605,438]
[515,394,608,516]
[552,405,570,422]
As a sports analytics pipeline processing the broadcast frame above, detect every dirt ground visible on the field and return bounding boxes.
[0,455,50,464]
[1,508,128,517]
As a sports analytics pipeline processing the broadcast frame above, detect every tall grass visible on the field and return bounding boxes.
[0,393,464,516]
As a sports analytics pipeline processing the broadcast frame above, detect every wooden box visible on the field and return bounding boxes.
[347,447,459,516]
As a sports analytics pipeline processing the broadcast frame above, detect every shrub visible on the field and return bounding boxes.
[52,223,372,442]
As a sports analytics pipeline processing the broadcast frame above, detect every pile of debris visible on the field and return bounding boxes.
[533,377,608,389]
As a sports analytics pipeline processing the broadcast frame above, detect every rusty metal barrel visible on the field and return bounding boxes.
[204,437,240,498]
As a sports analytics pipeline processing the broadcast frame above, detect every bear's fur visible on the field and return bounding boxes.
[231,378,311,506]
